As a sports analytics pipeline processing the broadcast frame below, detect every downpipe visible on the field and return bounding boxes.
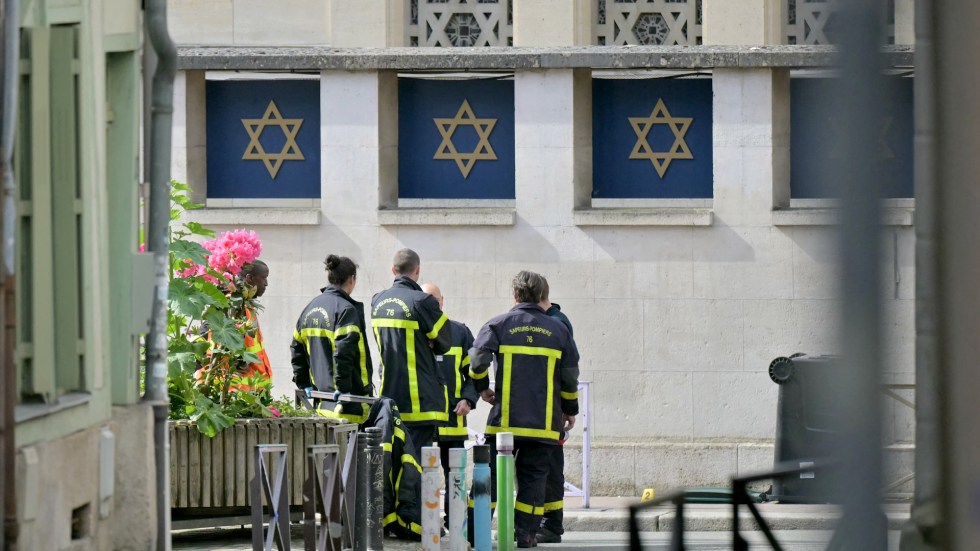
[0,0,19,547]
[143,0,176,549]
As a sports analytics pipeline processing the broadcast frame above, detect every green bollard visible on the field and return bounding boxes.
[496,432,515,551]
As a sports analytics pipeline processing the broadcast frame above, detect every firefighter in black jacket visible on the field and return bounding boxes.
[421,282,478,528]
[290,255,373,424]
[469,271,580,548]
[371,249,453,457]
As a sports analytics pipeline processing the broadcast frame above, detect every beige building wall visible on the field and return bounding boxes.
[173,1,916,495]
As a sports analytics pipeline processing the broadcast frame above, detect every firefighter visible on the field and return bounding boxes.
[537,280,574,544]
[371,248,453,458]
[290,255,374,424]
[421,282,478,529]
[469,271,580,548]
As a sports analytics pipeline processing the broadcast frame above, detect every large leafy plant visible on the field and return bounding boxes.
[166,181,279,436]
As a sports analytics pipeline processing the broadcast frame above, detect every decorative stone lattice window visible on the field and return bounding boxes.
[594,0,703,46]
[785,0,896,45]
[407,0,513,47]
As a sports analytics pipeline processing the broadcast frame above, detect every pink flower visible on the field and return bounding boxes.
[175,229,262,283]
[268,407,280,418]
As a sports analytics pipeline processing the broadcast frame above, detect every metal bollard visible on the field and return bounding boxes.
[354,431,369,551]
[421,446,443,551]
[355,428,384,551]
[496,433,515,551]
[472,445,492,551]
[448,448,468,551]
[365,427,384,551]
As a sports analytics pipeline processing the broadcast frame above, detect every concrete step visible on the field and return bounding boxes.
[562,497,911,532]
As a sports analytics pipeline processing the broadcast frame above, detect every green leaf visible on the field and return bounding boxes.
[170,239,210,267]
[204,310,245,352]
[190,397,235,438]
[168,278,207,319]
[195,280,230,309]
[168,352,200,374]
[183,221,215,238]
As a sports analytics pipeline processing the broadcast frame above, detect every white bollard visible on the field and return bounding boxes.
[421,446,443,551]
[448,447,468,551]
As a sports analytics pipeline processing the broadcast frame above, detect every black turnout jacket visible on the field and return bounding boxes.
[469,303,580,444]
[371,276,452,425]
[291,286,373,423]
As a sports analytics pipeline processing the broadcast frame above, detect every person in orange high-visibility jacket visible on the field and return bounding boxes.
[235,261,273,387]
[198,260,272,391]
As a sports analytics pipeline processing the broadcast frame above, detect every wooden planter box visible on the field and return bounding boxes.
[169,417,356,515]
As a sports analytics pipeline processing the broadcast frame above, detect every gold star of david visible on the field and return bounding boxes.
[628,98,694,178]
[241,100,304,179]
[433,99,498,179]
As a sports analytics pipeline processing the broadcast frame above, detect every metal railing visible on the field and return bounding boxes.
[251,444,291,551]
[627,460,834,551]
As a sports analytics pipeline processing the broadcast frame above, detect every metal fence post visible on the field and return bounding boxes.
[250,444,290,551]
[365,427,384,551]
[421,446,443,551]
[448,447,467,551]
[472,445,492,551]
[496,433,515,551]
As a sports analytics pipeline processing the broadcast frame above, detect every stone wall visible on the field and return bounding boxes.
[14,405,155,551]
[169,0,916,495]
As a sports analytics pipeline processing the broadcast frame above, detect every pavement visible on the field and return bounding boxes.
[171,497,911,550]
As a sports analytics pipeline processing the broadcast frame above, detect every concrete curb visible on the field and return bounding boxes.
[562,501,911,532]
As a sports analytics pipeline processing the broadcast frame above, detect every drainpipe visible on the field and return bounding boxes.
[143,0,176,549]
[899,0,942,548]
[0,0,20,548]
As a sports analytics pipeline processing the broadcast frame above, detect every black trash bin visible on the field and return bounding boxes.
[768,354,840,503]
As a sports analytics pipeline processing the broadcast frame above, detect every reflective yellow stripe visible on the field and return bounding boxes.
[402,453,422,473]
[382,442,392,452]
[545,355,556,433]
[292,329,305,343]
[498,345,561,436]
[447,346,463,398]
[426,312,449,339]
[439,426,469,437]
[335,324,369,391]
[499,345,562,359]
[371,318,420,330]
[315,402,369,424]
[462,355,470,367]
[515,500,544,516]
[486,425,561,440]
[406,327,420,414]
[543,500,563,512]
[383,513,398,526]
[400,410,449,423]
[373,325,386,392]
[469,368,488,380]
[560,390,578,400]
[393,426,406,443]
[302,327,336,339]
[501,352,512,428]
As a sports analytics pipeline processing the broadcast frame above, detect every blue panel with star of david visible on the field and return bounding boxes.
[206,79,320,198]
[592,78,713,198]
[790,77,913,198]
[398,78,515,199]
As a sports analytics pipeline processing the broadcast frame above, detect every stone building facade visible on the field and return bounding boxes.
[169,0,916,496]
